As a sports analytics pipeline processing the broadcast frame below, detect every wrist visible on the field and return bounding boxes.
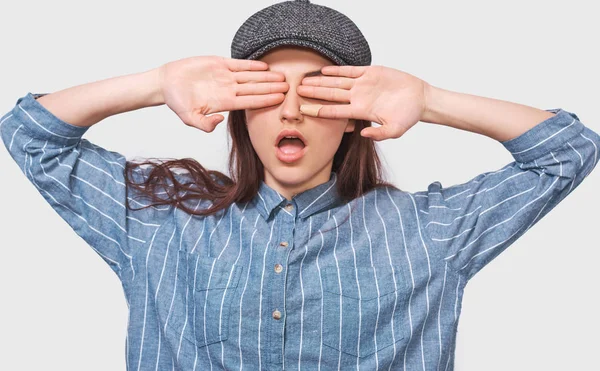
[421,83,444,124]
[142,67,165,107]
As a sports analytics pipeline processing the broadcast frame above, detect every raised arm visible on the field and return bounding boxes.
[421,85,559,141]
[413,85,600,281]
[0,68,165,281]
[35,68,163,128]
[1,56,290,281]
[291,63,600,282]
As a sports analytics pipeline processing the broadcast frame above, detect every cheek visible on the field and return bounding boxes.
[245,111,277,150]
[245,110,263,133]
[312,122,347,153]
[245,108,275,128]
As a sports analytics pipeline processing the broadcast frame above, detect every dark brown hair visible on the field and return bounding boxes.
[124,109,398,216]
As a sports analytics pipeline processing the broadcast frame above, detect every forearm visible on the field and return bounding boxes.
[35,67,164,128]
[421,85,556,142]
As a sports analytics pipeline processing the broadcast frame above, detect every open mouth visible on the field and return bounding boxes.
[277,136,306,154]
[275,136,307,163]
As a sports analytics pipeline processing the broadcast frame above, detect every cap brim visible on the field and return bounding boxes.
[245,39,347,66]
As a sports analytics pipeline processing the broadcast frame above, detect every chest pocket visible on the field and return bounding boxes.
[170,250,243,348]
[321,264,409,358]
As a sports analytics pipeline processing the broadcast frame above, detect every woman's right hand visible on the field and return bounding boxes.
[158,55,289,132]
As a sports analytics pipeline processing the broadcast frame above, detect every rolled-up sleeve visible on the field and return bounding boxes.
[0,92,155,281]
[413,108,600,281]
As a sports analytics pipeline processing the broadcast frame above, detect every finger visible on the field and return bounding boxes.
[234,70,286,83]
[301,75,354,90]
[300,104,355,120]
[180,109,218,132]
[235,81,289,96]
[360,126,392,142]
[360,127,383,141]
[321,65,367,78]
[225,57,269,72]
[196,113,224,133]
[231,93,286,110]
[297,85,350,103]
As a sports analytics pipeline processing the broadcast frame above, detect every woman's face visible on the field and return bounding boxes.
[245,46,355,200]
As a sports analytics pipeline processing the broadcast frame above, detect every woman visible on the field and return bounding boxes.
[1,0,598,370]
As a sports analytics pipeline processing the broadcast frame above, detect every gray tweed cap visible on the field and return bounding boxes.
[230,0,371,66]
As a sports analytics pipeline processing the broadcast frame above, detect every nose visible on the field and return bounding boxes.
[279,83,305,123]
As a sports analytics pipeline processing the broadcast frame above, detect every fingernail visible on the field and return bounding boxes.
[300,104,322,116]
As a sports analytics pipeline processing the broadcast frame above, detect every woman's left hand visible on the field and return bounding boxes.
[297,65,431,141]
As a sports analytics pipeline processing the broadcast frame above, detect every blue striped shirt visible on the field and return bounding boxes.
[1,92,599,371]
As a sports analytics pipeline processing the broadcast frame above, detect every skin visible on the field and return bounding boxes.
[245,46,355,201]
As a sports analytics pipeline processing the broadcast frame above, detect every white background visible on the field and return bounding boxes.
[0,0,598,369]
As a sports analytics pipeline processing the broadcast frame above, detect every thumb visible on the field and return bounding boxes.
[191,112,224,133]
[360,126,385,141]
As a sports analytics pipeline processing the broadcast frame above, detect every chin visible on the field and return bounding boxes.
[267,165,314,185]
[273,166,310,180]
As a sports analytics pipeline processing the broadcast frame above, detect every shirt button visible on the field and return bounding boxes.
[279,241,288,247]
[272,310,282,320]
[274,263,283,273]
[284,203,293,211]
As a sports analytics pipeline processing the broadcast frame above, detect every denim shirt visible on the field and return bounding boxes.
[2,92,599,371]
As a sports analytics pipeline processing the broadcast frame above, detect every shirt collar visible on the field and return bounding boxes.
[251,171,341,221]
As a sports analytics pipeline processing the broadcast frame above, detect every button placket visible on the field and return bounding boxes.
[266,201,296,364]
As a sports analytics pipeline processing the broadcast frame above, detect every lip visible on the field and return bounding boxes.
[275,128,308,147]
[275,144,308,164]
